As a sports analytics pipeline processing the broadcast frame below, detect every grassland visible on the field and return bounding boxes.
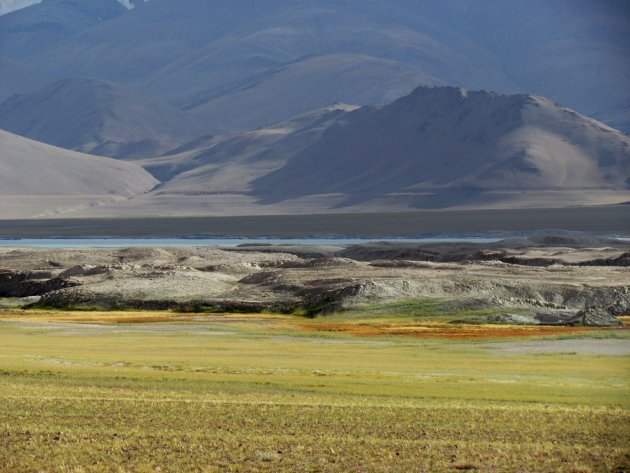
[0,308,629,472]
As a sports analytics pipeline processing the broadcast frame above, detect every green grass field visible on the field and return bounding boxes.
[0,309,629,472]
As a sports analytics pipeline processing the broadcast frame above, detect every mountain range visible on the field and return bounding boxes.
[0,0,629,216]
[40,86,629,218]
[2,0,629,130]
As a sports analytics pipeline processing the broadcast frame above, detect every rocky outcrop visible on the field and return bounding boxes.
[338,243,630,267]
[36,287,295,313]
[566,307,623,327]
[578,252,630,267]
[0,270,80,297]
[478,308,622,327]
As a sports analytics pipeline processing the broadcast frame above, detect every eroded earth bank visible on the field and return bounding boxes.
[1,235,629,327]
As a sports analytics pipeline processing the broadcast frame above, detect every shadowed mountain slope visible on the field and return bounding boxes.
[0,55,41,102]
[20,0,292,85]
[0,0,127,59]
[0,78,207,159]
[141,103,359,186]
[186,53,442,132]
[142,1,514,110]
[445,0,630,122]
[249,87,630,209]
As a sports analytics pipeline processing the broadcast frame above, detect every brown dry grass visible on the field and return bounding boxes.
[1,309,625,340]
[299,321,604,340]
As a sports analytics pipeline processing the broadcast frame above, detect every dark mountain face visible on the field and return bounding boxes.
[441,0,630,118]
[0,0,127,58]
[0,54,42,101]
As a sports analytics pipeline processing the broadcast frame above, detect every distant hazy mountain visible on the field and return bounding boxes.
[0,55,41,102]
[0,0,147,17]
[447,0,630,121]
[249,87,630,209]
[187,53,443,132]
[77,104,362,217]
[0,130,157,217]
[20,0,287,84]
[0,78,207,159]
[0,0,127,59]
[9,0,627,129]
[141,1,514,109]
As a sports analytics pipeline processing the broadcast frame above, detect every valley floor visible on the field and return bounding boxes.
[0,310,629,472]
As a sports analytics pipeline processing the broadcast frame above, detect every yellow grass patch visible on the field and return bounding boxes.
[0,309,291,324]
[0,307,629,471]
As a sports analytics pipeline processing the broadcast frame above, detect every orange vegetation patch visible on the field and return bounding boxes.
[299,321,612,340]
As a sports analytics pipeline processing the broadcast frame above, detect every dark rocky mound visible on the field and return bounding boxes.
[566,307,624,327]
[482,308,623,327]
[0,270,79,297]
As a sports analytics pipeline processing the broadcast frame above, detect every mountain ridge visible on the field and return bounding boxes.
[62,86,630,218]
[251,86,630,209]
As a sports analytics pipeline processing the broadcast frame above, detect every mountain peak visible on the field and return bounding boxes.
[248,86,630,209]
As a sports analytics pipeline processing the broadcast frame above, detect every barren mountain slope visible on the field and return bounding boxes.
[0,130,158,217]
[143,103,360,187]
[250,86,630,209]
[73,88,630,217]
[186,53,440,132]
[0,0,126,59]
[69,104,361,217]
[0,78,206,159]
[0,55,41,102]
